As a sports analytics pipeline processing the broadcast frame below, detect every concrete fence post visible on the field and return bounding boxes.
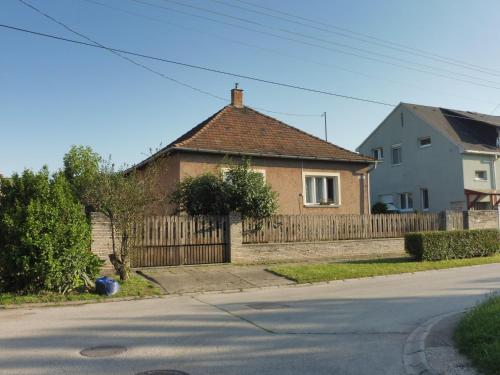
[90,212,114,272]
[228,212,243,263]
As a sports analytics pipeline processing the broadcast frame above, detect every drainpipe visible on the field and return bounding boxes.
[493,154,500,229]
[366,163,377,214]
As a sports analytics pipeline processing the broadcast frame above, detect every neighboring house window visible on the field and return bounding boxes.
[474,170,487,181]
[303,173,340,206]
[372,147,384,161]
[420,188,429,211]
[399,193,413,211]
[419,136,431,148]
[391,144,402,165]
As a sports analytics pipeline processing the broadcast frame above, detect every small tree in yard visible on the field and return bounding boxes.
[81,159,167,281]
[171,158,278,219]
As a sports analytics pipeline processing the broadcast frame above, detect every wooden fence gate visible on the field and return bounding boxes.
[130,215,229,267]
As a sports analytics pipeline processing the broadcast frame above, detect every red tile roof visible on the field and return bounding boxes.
[164,105,372,162]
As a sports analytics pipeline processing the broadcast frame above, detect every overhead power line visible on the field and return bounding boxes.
[2,24,499,125]
[128,0,500,91]
[0,23,396,107]
[16,0,319,118]
[81,0,498,106]
[16,0,227,102]
[153,0,500,86]
[232,0,500,76]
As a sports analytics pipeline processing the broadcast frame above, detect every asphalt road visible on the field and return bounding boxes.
[2,263,500,375]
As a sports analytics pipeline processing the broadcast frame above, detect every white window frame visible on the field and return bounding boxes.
[391,144,402,166]
[372,147,384,161]
[420,188,429,211]
[418,136,432,148]
[399,192,414,212]
[302,171,341,207]
[221,167,266,182]
[474,170,487,181]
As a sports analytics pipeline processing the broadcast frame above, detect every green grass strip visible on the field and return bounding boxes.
[0,275,162,306]
[268,254,500,283]
[455,295,500,375]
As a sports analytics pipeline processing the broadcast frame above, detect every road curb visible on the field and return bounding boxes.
[403,310,465,375]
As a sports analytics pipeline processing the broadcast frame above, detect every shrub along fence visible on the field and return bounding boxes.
[242,213,441,243]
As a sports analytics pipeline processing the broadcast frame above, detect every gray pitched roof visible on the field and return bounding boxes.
[402,103,500,153]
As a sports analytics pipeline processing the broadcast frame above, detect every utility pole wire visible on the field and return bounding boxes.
[17,0,227,102]
[129,0,500,91]
[155,0,500,85]
[233,0,500,76]
[16,0,320,117]
[0,23,396,107]
[2,24,500,125]
[80,0,498,105]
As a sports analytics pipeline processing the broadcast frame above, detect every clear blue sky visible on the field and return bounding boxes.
[2,0,500,176]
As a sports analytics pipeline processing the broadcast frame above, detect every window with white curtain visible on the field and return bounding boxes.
[303,173,340,206]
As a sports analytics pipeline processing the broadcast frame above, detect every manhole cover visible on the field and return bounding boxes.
[80,345,127,357]
[246,302,289,310]
[135,371,189,375]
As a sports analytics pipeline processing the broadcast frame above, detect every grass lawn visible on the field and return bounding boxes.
[0,274,162,306]
[455,295,500,375]
[268,254,500,283]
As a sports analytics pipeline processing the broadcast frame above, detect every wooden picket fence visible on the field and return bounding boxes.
[242,213,441,244]
[130,215,229,267]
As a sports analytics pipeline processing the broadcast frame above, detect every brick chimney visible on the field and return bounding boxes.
[231,84,243,108]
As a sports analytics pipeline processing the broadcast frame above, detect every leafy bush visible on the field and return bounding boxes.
[0,168,102,294]
[171,158,278,219]
[170,173,230,216]
[371,202,388,214]
[405,229,500,261]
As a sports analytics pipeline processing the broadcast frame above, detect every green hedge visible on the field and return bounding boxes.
[405,229,500,261]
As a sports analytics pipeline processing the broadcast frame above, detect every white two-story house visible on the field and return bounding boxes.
[358,103,500,212]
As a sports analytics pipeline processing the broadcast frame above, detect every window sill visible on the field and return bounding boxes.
[400,209,414,213]
[391,163,402,167]
[419,145,432,149]
[474,179,488,182]
[304,204,341,208]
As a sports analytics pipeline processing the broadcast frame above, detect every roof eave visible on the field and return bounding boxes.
[462,149,500,156]
[173,147,375,164]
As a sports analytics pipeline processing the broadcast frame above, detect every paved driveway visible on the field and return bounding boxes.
[2,264,500,375]
[138,264,295,294]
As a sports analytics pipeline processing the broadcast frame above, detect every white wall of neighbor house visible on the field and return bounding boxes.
[462,153,500,209]
[359,104,465,212]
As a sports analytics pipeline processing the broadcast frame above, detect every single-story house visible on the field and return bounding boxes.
[134,87,375,215]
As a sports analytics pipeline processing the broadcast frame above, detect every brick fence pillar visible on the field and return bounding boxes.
[228,212,243,263]
[90,212,115,272]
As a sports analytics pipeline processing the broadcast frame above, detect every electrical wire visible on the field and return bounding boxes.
[17,0,227,102]
[0,23,396,107]
[2,23,499,126]
[128,0,500,91]
[232,0,500,76]
[17,0,325,118]
[81,0,498,106]
[154,0,500,86]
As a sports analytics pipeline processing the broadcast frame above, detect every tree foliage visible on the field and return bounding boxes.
[0,168,101,294]
[63,145,101,206]
[171,159,278,219]
[371,202,389,214]
[67,152,168,281]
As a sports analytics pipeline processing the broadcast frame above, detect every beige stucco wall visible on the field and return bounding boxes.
[178,152,370,215]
